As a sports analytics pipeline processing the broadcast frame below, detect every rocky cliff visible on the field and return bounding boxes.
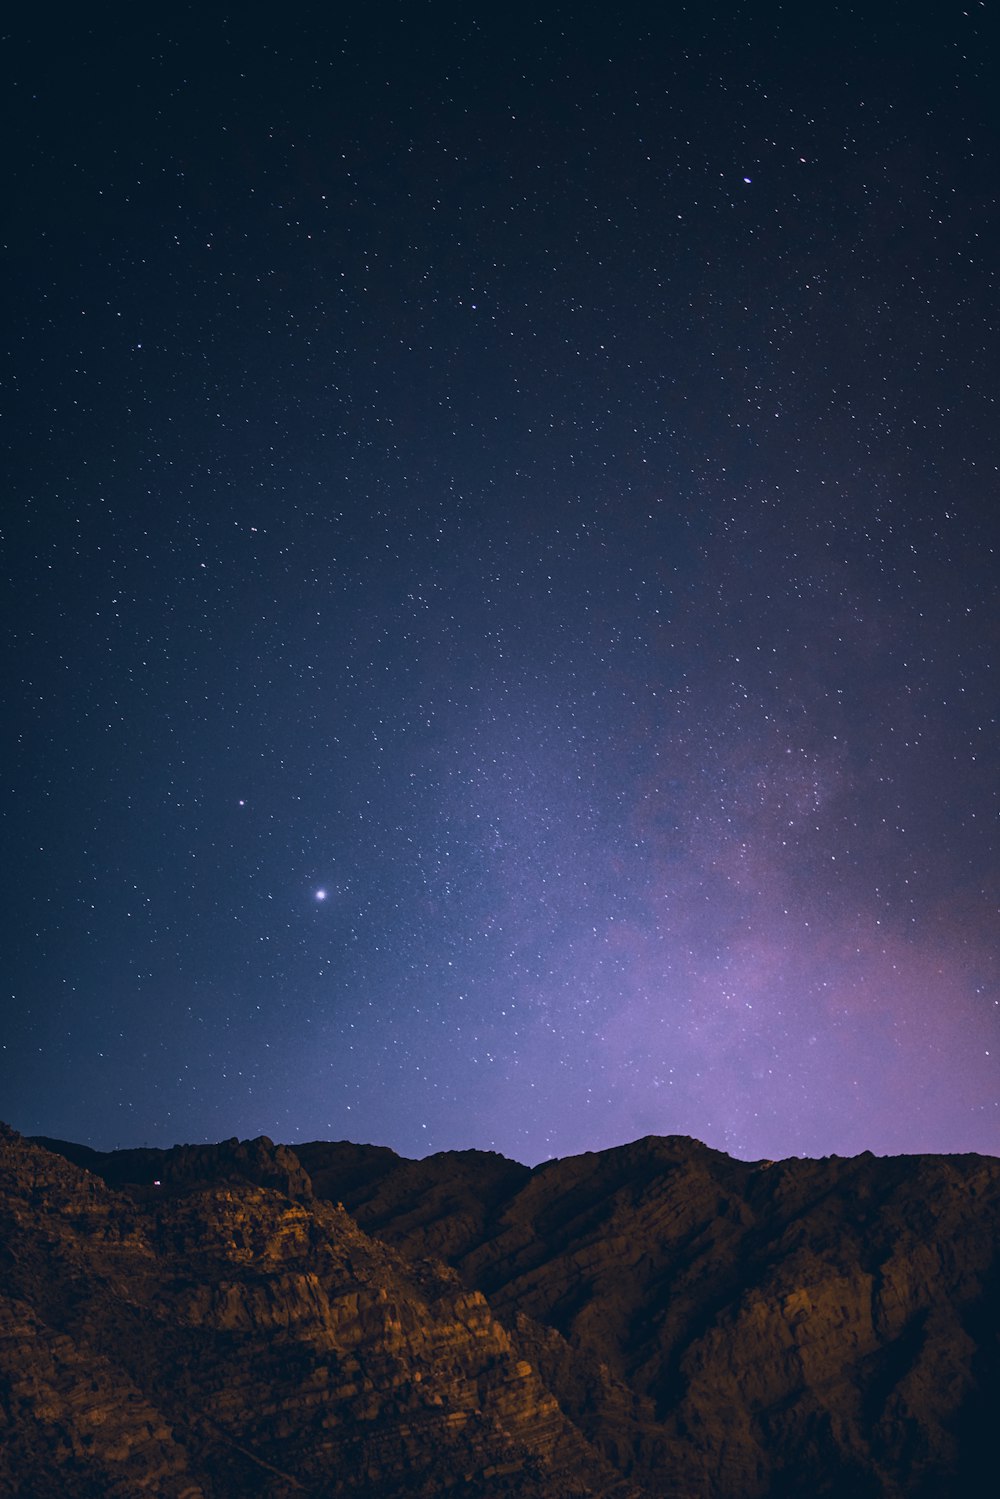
[7,1125,999,1497]
[296,1135,1000,1498]
[1,1125,629,1497]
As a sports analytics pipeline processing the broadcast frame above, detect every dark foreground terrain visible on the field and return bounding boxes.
[2,1123,997,1496]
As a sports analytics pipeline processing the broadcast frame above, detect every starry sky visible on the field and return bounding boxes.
[4,3,998,1164]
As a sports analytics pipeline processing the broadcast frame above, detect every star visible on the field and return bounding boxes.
[4,3,996,1166]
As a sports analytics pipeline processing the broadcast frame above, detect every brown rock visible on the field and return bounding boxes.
[298,1134,1000,1497]
[20,1126,1000,1496]
[5,1125,632,1496]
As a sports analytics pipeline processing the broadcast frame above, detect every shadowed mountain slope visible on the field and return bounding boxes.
[21,1127,1000,1497]
[295,1134,1000,1498]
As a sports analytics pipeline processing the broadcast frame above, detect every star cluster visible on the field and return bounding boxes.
[4,3,997,1161]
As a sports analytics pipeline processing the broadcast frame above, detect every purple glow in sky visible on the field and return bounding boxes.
[3,3,997,1162]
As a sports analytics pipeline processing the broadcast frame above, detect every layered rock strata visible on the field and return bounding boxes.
[1,1126,630,1497]
[296,1134,1000,1498]
[16,1126,1000,1497]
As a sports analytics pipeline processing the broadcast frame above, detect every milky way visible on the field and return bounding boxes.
[4,3,997,1161]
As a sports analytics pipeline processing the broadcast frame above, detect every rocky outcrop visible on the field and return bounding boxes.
[31,1132,314,1202]
[2,1126,631,1496]
[16,1126,1000,1497]
[295,1135,1000,1498]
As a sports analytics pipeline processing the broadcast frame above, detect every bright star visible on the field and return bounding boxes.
[315,889,327,902]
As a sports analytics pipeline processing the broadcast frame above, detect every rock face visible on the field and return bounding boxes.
[1,1126,628,1497]
[7,1126,999,1497]
[296,1135,1000,1499]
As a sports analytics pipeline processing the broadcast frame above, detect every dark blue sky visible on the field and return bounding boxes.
[4,2,998,1162]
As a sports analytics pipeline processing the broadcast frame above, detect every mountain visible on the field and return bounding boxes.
[5,1124,998,1496]
[296,1134,1000,1497]
[1,1124,629,1497]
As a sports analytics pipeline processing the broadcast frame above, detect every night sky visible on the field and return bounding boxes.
[4,3,998,1164]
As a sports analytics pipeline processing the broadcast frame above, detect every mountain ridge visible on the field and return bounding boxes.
[6,1124,999,1496]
